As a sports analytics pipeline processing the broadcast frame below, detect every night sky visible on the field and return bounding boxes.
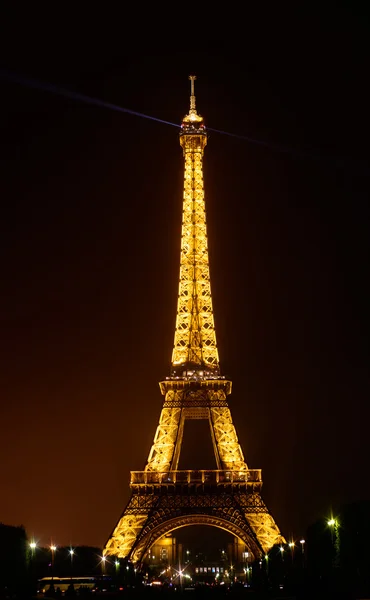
[1,8,369,549]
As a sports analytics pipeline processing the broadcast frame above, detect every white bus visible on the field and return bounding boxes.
[37,576,96,595]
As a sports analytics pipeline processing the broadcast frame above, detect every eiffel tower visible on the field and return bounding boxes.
[104,76,285,564]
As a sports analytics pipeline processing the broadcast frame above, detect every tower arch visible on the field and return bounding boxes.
[129,515,262,565]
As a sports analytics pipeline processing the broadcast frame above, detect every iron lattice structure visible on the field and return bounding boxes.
[104,76,285,563]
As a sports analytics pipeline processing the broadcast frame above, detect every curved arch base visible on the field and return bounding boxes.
[104,489,285,563]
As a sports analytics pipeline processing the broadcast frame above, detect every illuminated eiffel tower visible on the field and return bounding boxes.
[104,76,285,564]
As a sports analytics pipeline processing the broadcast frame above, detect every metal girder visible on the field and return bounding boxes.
[172,122,218,370]
[144,385,248,473]
[104,485,285,562]
[105,489,279,563]
[103,79,285,563]
[145,407,181,472]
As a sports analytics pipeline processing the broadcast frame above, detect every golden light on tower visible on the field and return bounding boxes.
[172,75,219,372]
[103,76,285,563]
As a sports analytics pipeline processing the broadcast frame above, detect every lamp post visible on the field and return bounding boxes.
[29,541,37,590]
[328,518,336,557]
[288,541,295,564]
[69,549,74,582]
[29,541,37,554]
[300,540,305,568]
[50,545,57,583]
[328,517,339,568]
[265,554,269,575]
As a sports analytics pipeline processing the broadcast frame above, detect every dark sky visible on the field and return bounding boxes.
[1,7,369,549]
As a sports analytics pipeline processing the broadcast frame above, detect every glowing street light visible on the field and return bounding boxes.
[299,539,306,568]
[29,541,37,557]
[29,541,37,574]
[328,517,338,546]
[279,545,285,562]
[50,545,57,582]
[69,548,74,578]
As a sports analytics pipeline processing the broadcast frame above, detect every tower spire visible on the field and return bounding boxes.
[189,74,196,112]
[171,75,219,376]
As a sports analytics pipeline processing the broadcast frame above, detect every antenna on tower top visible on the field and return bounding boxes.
[189,75,196,111]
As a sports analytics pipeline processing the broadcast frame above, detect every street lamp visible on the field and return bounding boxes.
[29,541,37,584]
[29,541,37,561]
[50,545,57,582]
[328,516,339,567]
[300,539,305,568]
[265,554,269,574]
[101,556,106,575]
[69,549,74,580]
[328,517,337,546]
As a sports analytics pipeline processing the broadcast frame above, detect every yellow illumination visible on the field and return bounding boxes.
[103,76,286,563]
[172,98,219,370]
